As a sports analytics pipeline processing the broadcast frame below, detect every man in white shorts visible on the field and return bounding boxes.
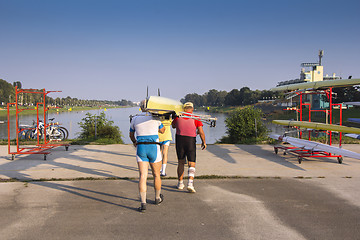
[159,118,172,176]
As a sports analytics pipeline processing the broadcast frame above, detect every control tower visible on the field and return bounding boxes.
[300,50,324,82]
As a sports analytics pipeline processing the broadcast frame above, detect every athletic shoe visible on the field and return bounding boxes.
[187,185,196,193]
[177,182,185,190]
[138,203,146,212]
[160,172,167,177]
[155,194,164,205]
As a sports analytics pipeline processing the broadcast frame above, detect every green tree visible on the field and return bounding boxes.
[333,86,360,103]
[220,106,267,144]
[181,93,206,106]
[0,79,15,104]
[78,112,123,143]
[240,87,253,105]
[201,89,227,106]
[206,89,219,106]
[224,89,241,106]
[13,81,22,89]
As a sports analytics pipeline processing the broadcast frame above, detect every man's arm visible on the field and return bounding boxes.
[197,126,207,150]
[158,126,165,134]
[129,131,137,147]
[171,117,177,129]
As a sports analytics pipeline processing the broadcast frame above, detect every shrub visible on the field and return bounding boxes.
[78,112,123,144]
[220,106,267,144]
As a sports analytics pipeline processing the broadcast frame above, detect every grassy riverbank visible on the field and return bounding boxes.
[0,105,127,118]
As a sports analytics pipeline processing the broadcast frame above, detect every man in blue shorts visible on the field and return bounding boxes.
[130,100,165,212]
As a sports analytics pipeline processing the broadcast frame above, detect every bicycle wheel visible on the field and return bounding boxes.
[25,129,36,140]
[59,126,69,140]
[18,129,28,140]
[59,128,67,141]
[49,128,65,141]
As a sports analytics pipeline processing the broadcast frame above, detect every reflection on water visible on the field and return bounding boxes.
[0,108,290,144]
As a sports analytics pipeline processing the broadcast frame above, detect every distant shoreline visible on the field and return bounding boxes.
[0,105,131,117]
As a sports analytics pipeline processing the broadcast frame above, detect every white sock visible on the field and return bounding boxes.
[188,179,194,186]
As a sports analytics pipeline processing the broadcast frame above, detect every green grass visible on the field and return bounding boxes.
[0,139,73,145]
[71,137,123,145]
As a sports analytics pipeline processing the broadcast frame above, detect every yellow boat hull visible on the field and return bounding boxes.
[145,96,183,115]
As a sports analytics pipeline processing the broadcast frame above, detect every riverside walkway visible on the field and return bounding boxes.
[1,144,360,239]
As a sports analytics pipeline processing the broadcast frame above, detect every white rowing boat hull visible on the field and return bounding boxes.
[270,134,360,160]
[345,134,360,140]
[344,102,360,107]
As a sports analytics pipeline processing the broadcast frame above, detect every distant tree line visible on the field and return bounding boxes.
[333,86,360,103]
[181,87,280,107]
[0,79,135,107]
[181,86,360,107]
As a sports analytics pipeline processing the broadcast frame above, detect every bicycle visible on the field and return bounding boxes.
[25,118,69,141]
[18,124,33,140]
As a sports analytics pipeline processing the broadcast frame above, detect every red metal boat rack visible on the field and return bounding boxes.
[7,87,69,160]
[274,87,343,163]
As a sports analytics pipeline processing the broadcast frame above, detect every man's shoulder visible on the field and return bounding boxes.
[132,113,153,123]
[195,119,203,127]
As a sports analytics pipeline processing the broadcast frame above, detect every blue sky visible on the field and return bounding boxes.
[1,0,359,102]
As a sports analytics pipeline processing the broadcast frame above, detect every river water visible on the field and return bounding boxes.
[0,107,285,144]
[0,107,229,144]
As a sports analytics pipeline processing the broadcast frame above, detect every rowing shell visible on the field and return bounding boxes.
[270,78,360,92]
[145,96,183,115]
[345,134,360,140]
[270,134,360,160]
[273,120,360,134]
[348,118,360,124]
[344,102,360,107]
[141,96,217,127]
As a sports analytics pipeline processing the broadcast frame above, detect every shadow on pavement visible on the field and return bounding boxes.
[0,145,139,180]
[206,144,237,163]
[235,144,305,171]
[31,180,139,211]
